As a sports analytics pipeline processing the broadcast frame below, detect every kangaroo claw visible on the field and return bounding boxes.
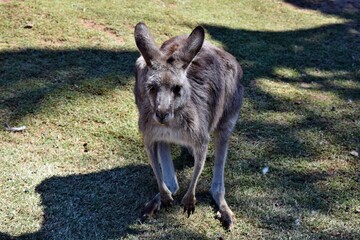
[181,195,196,217]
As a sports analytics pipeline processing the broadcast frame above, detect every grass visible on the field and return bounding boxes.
[0,0,359,239]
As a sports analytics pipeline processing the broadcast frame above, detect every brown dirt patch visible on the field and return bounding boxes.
[81,19,125,45]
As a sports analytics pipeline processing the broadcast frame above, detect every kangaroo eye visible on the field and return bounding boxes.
[172,85,182,95]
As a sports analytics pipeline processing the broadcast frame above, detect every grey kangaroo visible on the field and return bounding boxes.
[134,22,243,229]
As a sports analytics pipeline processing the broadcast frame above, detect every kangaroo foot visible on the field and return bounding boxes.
[217,207,235,230]
[181,194,196,217]
[160,192,174,208]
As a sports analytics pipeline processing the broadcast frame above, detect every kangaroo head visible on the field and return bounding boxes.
[135,23,205,124]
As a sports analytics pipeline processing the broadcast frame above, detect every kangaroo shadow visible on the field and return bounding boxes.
[10,165,155,240]
[0,164,212,240]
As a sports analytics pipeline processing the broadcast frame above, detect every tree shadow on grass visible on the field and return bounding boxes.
[0,48,138,123]
[202,20,360,147]
[204,22,359,97]
[283,0,360,18]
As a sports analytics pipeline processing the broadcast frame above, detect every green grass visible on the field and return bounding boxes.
[1,0,359,239]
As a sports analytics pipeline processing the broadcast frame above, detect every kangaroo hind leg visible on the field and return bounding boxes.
[211,116,238,230]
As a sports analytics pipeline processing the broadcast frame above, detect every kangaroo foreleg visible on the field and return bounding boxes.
[141,142,178,222]
[145,143,173,202]
[158,142,179,195]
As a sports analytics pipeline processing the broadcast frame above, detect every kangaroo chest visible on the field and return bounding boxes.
[145,124,194,147]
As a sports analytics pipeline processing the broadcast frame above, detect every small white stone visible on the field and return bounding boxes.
[262,166,269,175]
[350,150,359,157]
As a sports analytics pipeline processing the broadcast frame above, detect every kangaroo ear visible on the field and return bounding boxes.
[181,26,205,67]
[134,23,162,67]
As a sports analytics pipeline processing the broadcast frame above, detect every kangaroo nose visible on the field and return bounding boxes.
[156,111,169,121]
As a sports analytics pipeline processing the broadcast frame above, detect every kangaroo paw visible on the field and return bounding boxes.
[218,208,235,230]
[140,197,161,223]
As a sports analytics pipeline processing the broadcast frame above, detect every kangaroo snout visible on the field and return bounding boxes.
[155,109,170,123]
[154,90,173,124]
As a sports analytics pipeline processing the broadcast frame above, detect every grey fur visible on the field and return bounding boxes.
[134,22,243,229]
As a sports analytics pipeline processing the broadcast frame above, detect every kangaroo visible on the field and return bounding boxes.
[134,22,243,229]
